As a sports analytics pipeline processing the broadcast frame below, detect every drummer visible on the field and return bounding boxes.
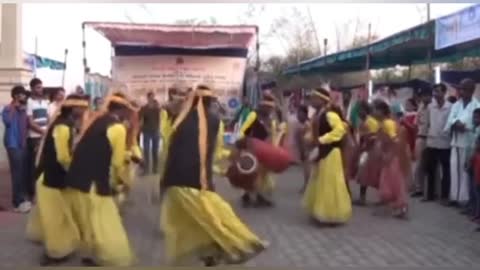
[236,93,279,208]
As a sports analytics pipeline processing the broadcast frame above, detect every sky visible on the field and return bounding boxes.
[22,3,475,92]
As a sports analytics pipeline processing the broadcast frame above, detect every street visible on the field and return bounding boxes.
[1,167,480,268]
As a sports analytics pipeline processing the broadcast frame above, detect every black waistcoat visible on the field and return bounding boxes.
[36,117,74,189]
[66,114,120,196]
[316,111,343,161]
[162,110,220,191]
[244,112,269,141]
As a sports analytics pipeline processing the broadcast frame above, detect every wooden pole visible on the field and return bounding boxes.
[61,49,68,87]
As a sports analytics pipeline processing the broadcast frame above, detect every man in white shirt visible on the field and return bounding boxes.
[444,78,480,206]
[424,83,452,203]
[26,78,49,201]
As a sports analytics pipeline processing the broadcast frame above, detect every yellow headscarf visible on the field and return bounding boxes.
[76,91,137,149]
[35,94,90,167]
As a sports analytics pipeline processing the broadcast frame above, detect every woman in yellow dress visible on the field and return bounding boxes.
[372,99,410,218]
[63,92,136,266]
[161,85,268,266]
[302,87,352,225]
[236,94,279,208]
[25,94,89,265]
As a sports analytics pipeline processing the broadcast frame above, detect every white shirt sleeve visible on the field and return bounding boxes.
[26,99,33,117]
[48,103,56,118]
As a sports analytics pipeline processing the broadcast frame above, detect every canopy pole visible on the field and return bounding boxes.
[407,62,412,80]
[426,3,433,83]
[323,38,328,56]
[365,23,372,100]
[254,25,260,106]
[82,22,88,87]
[61,49,68,87]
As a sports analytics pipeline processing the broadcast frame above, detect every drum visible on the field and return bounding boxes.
[248,138,293,173]
[227,151,258,191]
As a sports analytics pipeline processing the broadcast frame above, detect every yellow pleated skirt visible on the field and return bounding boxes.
[25,175,80,259]
[161,187,266,266]
[302,149,352,224]
[250,167,275,200]
[63,185,135,266]
[153,144,169,200]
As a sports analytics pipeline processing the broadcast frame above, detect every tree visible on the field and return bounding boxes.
[174,17,218,26]
[334,18,379,51]
[446,57,480,71]
[259,7,319,74]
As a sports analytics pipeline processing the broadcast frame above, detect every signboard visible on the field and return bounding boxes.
[85,73,112,99]
[435,4,480,50]
[112,55,247,117]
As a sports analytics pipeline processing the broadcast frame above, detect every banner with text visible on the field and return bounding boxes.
[435,4,480,50]
[112,55,246,117]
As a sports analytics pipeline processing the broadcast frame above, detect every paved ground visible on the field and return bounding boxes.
[1,166,480,268]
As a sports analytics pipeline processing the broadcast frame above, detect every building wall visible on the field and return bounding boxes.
[0,4,32,105]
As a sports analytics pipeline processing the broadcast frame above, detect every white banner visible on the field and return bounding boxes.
[112,55,246,118]
[435,4,480,50]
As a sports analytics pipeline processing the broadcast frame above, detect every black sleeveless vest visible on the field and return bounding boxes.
[162,110,220,191]
[36,117,74,189]
[66,114,121,196]
[316,110,343,161]
[244,112,270,141]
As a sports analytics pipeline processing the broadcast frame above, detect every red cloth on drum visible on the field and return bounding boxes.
[226,165,256,191]
[249,138,292,173]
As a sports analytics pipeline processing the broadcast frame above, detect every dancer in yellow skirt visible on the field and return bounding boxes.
[212,120,231,177]
[116,102,143,211]
[237,93,278,208]
[64,92,136,266]
[302,87,352,225]
[160,85,268,266]
[152,88,187,202]
[25,94,89,265]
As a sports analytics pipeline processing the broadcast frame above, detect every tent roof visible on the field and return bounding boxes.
[284,20,480,76]
[84,22,258,50]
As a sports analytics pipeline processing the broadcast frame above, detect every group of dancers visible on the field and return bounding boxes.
[24,86,270,267]
[22,82,412,267]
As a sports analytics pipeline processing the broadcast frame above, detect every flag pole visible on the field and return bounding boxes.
[62,49,68,87]
[33,36,38,77]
